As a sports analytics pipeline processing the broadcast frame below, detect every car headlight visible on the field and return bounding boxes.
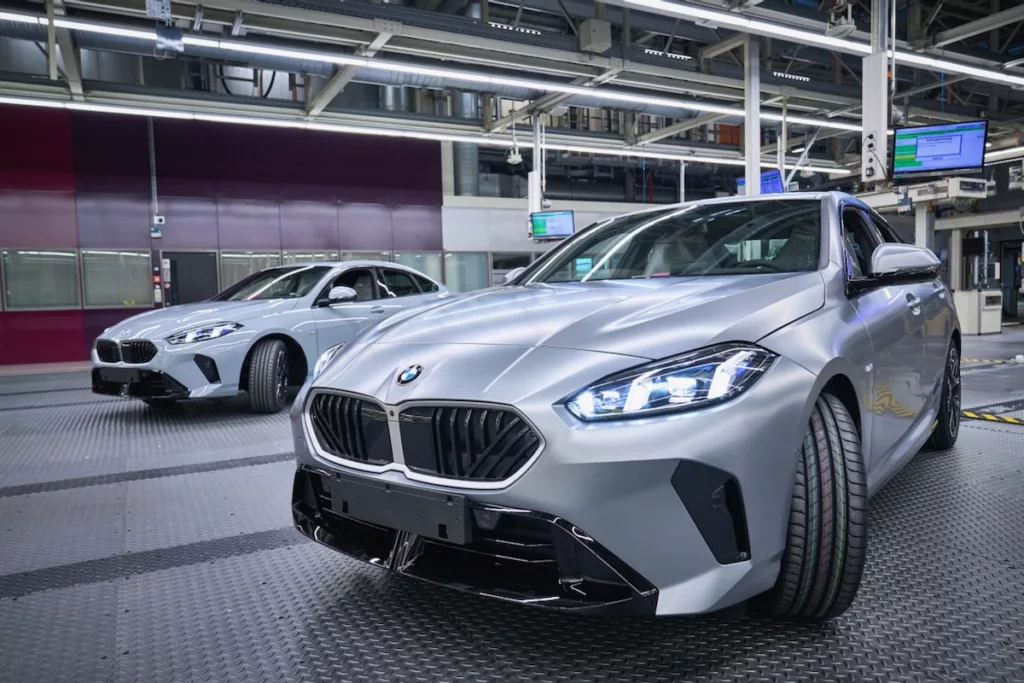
[565,344,776,421]
[165,322,242,345]
[313,343,345,379]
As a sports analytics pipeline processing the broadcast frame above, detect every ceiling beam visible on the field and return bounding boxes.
[48,0,83,98]
[698,33,746,62]
[636,112,725,144]
[486,68,621,132]
[305,29,393,116]
[927,5,1024,48]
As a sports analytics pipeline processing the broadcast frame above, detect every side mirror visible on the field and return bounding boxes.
[326,286,357,304]
[850,243,940,295]
[870,243,940,277]
[502,267,526,285]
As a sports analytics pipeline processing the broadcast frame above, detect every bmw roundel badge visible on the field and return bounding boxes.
[397,365,423,385]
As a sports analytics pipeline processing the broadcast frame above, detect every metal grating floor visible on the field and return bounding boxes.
[1,369,1023,682]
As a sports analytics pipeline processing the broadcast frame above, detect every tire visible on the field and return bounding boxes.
[141,397,178,407]
[926,340,961,450]
[247,338,290,414]
[757,392,868,622]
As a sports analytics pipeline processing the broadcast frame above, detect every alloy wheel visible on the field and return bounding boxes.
[947,346,961,438]
[276,352,289,404]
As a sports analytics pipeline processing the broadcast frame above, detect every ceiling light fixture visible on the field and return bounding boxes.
[52,18,157,40]
[772,71,811,82]
[0,94,852,173]
[0,10,41,23]
[623,0,1024,90]
[34,16,872,129]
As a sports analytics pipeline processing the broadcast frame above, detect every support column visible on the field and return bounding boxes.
[862,0,890,185]
[678,162,686,203]
[744,35,761,196]
[915,205,935,252]
[452,92,479,196]
[949,229,963,291]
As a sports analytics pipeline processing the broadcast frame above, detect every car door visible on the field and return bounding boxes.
[311,267,385,353]
[841,205,928,470]
[866,209,950,401]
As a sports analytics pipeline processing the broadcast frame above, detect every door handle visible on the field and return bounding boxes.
[905,294,922,309]
[370,306,386,314]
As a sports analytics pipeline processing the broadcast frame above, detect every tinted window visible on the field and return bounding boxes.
[413,274,439,293]
[333,268,376,302]
[379,269,420,297]
[526,200,822,284]
[213,265,330,301]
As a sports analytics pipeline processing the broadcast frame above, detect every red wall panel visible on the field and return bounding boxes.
[0,311,86,365]
[0,107,74,192]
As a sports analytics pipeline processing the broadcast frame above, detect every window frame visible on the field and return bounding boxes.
[376,267,424,298]
[0,247,84,312]
[839,203,885,294]
[80,248,155,310]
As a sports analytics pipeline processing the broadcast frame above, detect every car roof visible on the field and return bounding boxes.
[274,260,426,271]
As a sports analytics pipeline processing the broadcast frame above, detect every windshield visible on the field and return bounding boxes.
[212,266,331,301]
[525,199,822,284]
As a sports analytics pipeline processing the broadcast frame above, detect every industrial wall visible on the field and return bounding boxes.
[0,104,442,365]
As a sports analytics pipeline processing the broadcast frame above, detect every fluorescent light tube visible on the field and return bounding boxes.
[67,102,193,119]
[0,96,65,108]
[622,0,870,55]
[0,10,41,24]
[52,18,157,40]
[762,112,862,132]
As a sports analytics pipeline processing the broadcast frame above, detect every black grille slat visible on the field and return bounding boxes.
[308,393,393,466]
[119,341,157,364]
[95,340,120,363]
[399,404,540,482]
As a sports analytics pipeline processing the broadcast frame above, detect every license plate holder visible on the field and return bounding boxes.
[330,474,470,545]
[100,367,141,384]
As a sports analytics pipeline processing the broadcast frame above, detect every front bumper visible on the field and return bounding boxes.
[292,466,658,614]
[293,344,820,616]
[90,337,245,400]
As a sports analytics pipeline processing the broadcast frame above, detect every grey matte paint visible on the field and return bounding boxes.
[91,261,451,400]
[293,192,959,616]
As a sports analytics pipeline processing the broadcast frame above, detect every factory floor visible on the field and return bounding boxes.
[1,332,1022,682]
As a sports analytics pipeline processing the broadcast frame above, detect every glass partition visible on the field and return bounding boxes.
[1,249,81,310]
[82,249,153,308]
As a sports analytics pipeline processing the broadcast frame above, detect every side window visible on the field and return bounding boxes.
[333,268,376,301]
[867,211,906,244]
[378,269,421,298]
[841,208,882,279]
[413,274,439,293]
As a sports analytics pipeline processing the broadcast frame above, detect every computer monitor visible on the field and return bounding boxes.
[737,169,786,195]
[891,120,988,182]
[530,210,576,240]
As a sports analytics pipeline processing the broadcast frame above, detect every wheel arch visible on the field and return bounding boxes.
[239,333,309,390]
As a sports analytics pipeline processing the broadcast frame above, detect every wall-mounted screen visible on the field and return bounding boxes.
[737,169,786,195]
[891,120,988,181]
[530,210,575,240]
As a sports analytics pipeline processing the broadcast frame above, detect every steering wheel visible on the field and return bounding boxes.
[737,259,782,272]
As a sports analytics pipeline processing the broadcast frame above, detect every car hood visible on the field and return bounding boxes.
[365,272,825,360]
[98,299,300,340]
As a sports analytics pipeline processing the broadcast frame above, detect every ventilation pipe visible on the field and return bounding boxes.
[380,85,411,112]
[451,0,483,196]
[452,91,480,196]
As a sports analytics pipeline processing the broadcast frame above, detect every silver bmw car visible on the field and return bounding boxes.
[290,192,961,622]
[91,261,449,413]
